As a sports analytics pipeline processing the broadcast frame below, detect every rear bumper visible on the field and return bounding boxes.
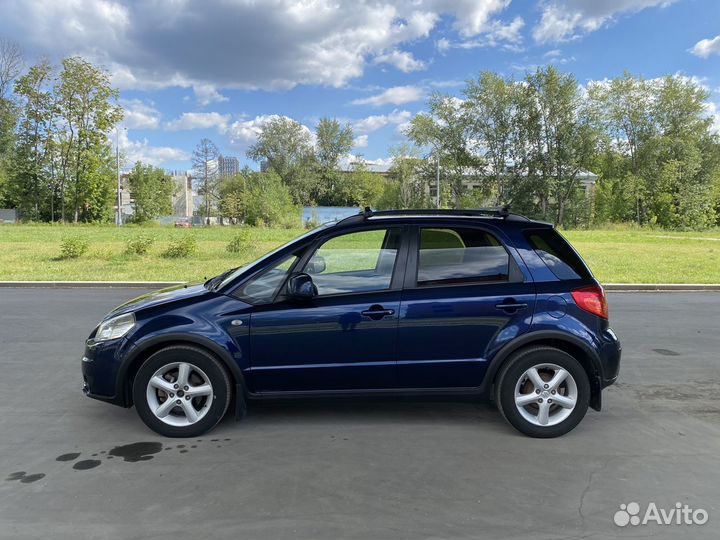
[599,326,621,388]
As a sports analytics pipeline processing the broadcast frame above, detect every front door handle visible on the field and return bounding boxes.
[361,305,395,320]
[495,301,528,313]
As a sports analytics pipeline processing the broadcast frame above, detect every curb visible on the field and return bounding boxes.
[0,281,183,289]
[1,281,720,291]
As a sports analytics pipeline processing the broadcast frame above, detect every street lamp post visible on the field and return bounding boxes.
[116,127,126,226]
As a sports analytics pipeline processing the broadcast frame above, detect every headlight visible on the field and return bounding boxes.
[95,313,136,342]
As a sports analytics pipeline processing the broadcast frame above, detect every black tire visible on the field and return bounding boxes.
[495,346,590,438]
[133,345,233,438]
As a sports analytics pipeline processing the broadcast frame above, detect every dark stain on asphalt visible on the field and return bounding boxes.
[8,438,232,483]
[6,471,46,483]
[109,442,163,462]
[73,460,101,471]
[653,348,680,356]
[56,452,81,462]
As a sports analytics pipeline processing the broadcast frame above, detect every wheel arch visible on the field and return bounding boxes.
[485,331,603,411]
[117,334,246,408]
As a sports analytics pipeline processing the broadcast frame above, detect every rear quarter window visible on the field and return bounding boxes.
[524,229,592,280]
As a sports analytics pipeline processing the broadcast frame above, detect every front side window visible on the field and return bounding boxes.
[302,228,401,296]
[416,227,509,286]
[236,254,298,304]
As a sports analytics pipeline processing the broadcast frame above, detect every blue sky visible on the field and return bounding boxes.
[1,0,719,172]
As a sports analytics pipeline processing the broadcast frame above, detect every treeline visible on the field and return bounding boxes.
[1,42,718,230]
[0,46,124,222]
[401,67,720,228]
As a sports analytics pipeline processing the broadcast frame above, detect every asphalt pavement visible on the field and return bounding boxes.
[0,288,718,540]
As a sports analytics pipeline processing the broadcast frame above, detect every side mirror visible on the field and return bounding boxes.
[305,255,326,275]
[286,273,316,300]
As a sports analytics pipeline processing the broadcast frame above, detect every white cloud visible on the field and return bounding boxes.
[353,135,369,148]
[351,86,424,107]
[165,112,231,132]
[434,16,524,51]
[120,99,160,129]
[193,84,229,107]
[704,102,720,134]
[353,110,413,134]
[119,130,189,167]
[533,0,678,44]
[225,114,314,149]
[691,35,720,58]
[373,49,427,73]
[0,0,517,92]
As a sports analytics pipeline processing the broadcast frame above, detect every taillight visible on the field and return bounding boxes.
[571,285,608,319]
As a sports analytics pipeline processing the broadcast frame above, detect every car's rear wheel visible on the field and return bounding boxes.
[495,346,590,438]
[133,345,231,438]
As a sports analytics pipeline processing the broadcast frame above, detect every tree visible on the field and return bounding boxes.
[406,93,479,207]
[384,144,426,209]
[55,56,123,222]
[313,118,353,205]
[0,38,22,207]
[7,60,54,220]
[243,171,299,228]
[464,72,520,205]
[247,117,314,204]
[192,138,219,224]
[127,161,172,223]
[218,167,252,223]
[524,67,598,225]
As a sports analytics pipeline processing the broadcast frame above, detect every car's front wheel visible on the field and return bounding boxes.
[133,345,231,438]
[495,346,590,438]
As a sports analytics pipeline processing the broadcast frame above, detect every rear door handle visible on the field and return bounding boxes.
[495,302,528,312]
[361,306,395,320]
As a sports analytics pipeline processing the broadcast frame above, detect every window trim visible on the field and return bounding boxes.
[275,224,409,302]
[404,225,523,290]
[231,251,303,305]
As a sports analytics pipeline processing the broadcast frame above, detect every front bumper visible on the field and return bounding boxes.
[81,337,135,407]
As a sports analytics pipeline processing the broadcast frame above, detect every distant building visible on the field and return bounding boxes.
[170,172,195,217]
[218,155,240,178]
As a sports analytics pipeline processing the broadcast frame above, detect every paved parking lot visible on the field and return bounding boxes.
[1,288,719,540]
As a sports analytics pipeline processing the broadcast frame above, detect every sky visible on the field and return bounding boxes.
[1,0,719,173]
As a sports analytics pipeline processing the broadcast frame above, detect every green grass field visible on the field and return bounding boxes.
[1,223,719,283]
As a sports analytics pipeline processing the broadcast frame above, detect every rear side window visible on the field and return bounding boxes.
[417,227,510,286]
[524,229,591,280]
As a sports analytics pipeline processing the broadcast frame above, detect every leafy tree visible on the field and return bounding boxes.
[7,60,54,220]
[55,56,123,222]
[464,71,520,204]
[127,161,172,223]
[243,171,299,228]
[192,138,219,224]
[406,93,479,207]
[247,117,314,204]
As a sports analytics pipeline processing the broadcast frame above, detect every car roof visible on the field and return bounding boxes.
[333,208,553,229]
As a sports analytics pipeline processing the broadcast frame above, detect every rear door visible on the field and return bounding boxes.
[396,224,535,389]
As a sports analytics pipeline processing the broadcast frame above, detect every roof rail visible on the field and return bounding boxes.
[343,206,529,222]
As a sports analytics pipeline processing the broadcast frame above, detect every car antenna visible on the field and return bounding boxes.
[499,205,511,218]
[362,206,373,219]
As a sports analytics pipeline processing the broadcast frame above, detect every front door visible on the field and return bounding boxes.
[247,227,406,393]
[396,225,535,389]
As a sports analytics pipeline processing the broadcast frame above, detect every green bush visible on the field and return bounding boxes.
[125,234,155,255]
[59,236,89,259]
[162,236,197,258]
[226,229,251,254]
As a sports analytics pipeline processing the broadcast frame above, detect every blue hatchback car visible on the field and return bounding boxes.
[82,208,621,438]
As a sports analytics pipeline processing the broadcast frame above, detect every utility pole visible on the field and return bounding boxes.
[436,155,440,209]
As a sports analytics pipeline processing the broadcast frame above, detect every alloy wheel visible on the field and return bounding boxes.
[513,363,578,427]
[145,362,214,427]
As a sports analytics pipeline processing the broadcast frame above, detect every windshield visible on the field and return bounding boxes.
[212,222,335,291]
